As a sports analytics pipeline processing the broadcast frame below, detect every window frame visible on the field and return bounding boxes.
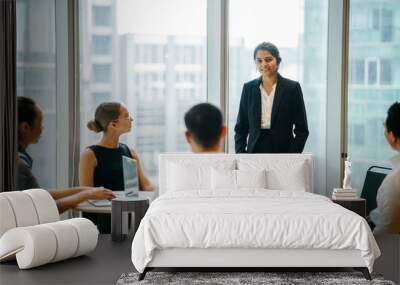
[61,0,352,195]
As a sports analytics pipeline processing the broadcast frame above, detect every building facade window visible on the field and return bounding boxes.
[381,9,393,42]
[372,9,380,30]
[92,5,112,27]
[380,59,392,85]
[92,35,112,55]
[367,59,378,85]
[350,59,364,85]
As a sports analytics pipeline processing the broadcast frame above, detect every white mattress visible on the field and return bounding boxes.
[131,190,380,273]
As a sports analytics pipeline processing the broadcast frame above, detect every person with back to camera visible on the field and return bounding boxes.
[16,96,114,214]
[79,102,153,233]
[184,103,226,153]
[369,102,400,234]
[234,42,309,154]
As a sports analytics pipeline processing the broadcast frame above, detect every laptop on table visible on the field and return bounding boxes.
[88,156,139,207]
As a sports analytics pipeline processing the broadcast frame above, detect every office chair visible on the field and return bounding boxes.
[360,166,392,217]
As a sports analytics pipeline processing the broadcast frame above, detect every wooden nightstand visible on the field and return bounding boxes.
[332,198,366,219]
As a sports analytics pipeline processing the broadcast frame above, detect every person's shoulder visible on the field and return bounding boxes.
[16,157,40,190]
[390,168,400,188]
[81,147,97,159]
[86,144,98,151]
[278,74,299,88]
[17,156,30,171]
[118,143,130,152]
[243,77,261,88]
[119,143,134,157]
[379,169,400,195]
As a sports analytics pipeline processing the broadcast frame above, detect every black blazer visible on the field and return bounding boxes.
[234,73,309,153]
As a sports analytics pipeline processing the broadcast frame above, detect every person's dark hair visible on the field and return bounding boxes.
[87,102,121,133]
[386,101,400,138]
[184,103,223,148]
[17,96,38,127]
[253,42,281,64]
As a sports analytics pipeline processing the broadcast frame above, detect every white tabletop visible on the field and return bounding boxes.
[74,191,157,214]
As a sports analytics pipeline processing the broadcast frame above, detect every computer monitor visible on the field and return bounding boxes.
[122,156,139,197]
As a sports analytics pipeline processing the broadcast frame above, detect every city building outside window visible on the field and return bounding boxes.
[79,0,207,182]
[348,0,400,192]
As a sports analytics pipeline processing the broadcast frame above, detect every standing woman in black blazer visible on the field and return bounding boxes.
[234,42,309,153]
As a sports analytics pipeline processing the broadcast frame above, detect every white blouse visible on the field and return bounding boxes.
[370,153,400,234]
[260,83,276,129]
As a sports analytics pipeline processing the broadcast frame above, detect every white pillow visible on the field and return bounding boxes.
[210,169,267,190]
[267,162,307,191]
[211,168,236,190]
[237,159,309,191]
[167,159,235,191]
[167,163,211,191]
[236,169,267,189]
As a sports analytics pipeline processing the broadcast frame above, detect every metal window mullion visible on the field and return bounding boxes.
[207,0,229,153]
[55,0,70,189]
[326,0,349,195]
[68,0,81,187]
[341,0,350,175]
[220,0,229,153]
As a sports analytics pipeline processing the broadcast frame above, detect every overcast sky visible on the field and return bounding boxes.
[117,0,304,48]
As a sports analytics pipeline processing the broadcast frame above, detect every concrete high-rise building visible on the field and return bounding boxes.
[302,0,329,194]
[79,0,120,151]
[120,34,206,180]
[347,0,400,189]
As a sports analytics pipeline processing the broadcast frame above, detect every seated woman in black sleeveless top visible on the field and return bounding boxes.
[79,102,153,232]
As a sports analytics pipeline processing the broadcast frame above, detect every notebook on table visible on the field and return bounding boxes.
[88,156,139,207]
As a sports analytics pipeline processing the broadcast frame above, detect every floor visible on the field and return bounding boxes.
[374,235,400,284]
[0,235,133,285]
[1,234,398,285]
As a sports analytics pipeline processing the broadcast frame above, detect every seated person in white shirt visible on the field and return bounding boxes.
[184,103,226,153]
[370,102,400,234]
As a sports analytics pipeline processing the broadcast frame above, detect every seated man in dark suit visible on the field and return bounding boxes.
[184,103,226,153]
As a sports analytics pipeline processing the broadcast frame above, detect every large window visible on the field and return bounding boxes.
[16,0,398,196]
[228,0,329,194]
[347,0,400,191]
[16,0,57,189]
[79,0,207,183]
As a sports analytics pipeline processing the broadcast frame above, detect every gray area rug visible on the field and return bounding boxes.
[116,271,396,285]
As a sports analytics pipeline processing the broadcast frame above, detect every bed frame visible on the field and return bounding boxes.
[139,248,371,280]
[137,154,372,281]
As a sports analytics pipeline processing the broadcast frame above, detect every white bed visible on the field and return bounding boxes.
[131,154,380,280]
